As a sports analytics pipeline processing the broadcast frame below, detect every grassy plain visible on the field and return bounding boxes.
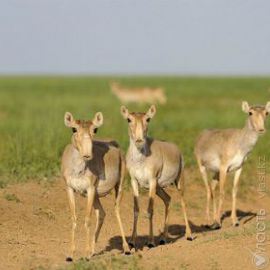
[0,76,269,188]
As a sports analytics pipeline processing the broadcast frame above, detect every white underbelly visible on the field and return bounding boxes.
[158,172,178,188]
[203,157,220,172]
[132,167,177,189]
[203,154,245,173]
[97,178,118,196]
[133,168,149,188]
[68,176,91,194]
[228,153,245,172]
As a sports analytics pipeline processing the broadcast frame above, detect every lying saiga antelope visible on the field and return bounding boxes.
[121,105,193,248]
[61,111,130,261]
[111,81,167,105]
[195,101,270,229]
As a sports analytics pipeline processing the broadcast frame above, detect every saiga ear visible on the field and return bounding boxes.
[242,101,250,113]
[120,105,129,119]
[146,105,156,119]
[92,112,104,128]
[265,101,270,113]
[64,112,78,128]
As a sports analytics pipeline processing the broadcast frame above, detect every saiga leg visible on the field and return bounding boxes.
[129,177,139,249]
[211,172,219,223]
[197,158,212,225]
[115,182,131,254]
[231,167,242,226]
[91,196,106,256]
[214,165,228,228]
[177,167,193,240]
[85,186,95,259]
[66,186,77,262]
[147,178,157,247]
[156,186,171,244]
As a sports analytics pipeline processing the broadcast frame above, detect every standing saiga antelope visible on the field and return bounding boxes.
[121,105,193,248]
[61,111,130,261]
[195,101,270,229]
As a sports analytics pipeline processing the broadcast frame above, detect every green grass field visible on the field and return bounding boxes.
[0,76,269,187]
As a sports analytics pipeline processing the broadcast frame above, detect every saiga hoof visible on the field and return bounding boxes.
[159,239,166,245]
[210,222,221,230]
[233,220,240,227]
[147,242,155,249]
[128,242,135,249]
[124,250,132,255]
[186,236,194,241]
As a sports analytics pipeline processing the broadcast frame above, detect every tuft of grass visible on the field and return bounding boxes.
[179,263,190,270]
[32,267,47,270]
[3,193,20,203]
[33,207,56,220]
[171,202,181,212]
[200,222,261,244]
[209,258,221,270]
[0,180,7,189]
[56,255,141,270]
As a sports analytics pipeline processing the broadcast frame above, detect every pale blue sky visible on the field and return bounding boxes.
[0,0,269,75]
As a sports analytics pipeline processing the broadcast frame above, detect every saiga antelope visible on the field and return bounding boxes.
[121,105,193,248]
[195,101,270,229]
[61,111,130,261]
[111,81,167,105]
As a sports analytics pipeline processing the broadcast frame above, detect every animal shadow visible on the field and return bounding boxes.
[103,220,211,253]
[221,209,257,224]
[103,211,256,254]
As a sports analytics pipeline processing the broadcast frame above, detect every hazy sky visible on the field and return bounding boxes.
[0,0,269,75]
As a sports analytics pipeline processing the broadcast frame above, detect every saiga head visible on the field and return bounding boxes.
[242,101,270,134]
[64,111,103,160]
[121,105,156,149]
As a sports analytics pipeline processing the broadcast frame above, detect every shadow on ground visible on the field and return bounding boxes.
[102,209,257,254]
[221,209,257,224]
[103,221,211,253]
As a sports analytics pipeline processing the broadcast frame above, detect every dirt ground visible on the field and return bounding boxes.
[0,174,269,270]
